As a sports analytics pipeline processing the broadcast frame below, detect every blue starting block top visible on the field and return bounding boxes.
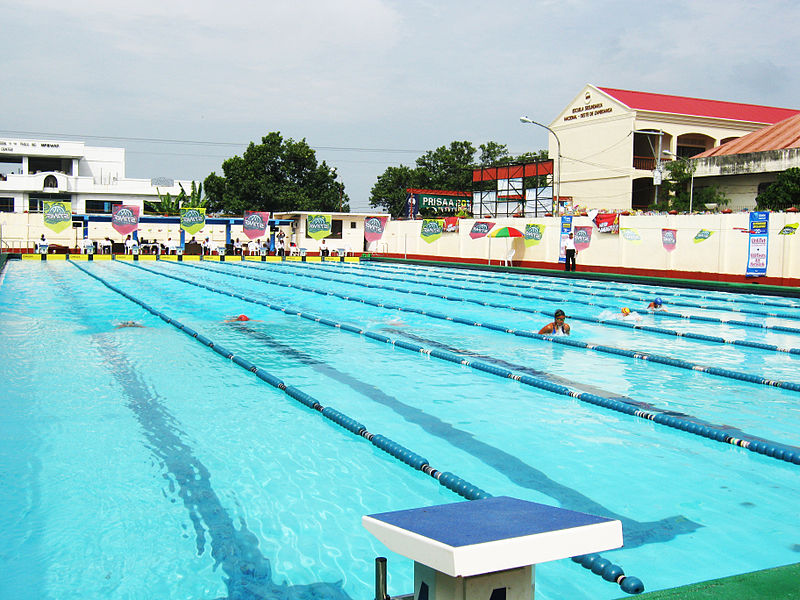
[363,496,622,577]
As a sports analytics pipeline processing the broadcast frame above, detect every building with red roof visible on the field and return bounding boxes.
[543,84,799,210]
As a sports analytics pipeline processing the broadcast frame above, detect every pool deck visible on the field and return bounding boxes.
[622,563,800,599]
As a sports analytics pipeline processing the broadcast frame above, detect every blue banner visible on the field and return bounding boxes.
[746,211,769,277]
[559,215,573,263]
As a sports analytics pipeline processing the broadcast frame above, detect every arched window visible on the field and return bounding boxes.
[43,175,58,189]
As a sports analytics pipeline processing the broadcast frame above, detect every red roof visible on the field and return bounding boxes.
[694,113,800,157]
[598,87,799,124]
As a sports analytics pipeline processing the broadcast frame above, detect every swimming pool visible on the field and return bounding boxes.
[1,257,798,599]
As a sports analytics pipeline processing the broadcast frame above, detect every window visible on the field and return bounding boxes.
[0,197,14,212]
[350,221,357,229]
[85,200,122,214]
[29,193,71,212]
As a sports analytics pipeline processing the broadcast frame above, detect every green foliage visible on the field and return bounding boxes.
[145,181,208,215]
[369,141,549,217]
[756,167,800,211]
[203,132,348,215]
[655,160,729,212]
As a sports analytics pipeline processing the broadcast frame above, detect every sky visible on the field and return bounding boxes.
[3,0,799,212]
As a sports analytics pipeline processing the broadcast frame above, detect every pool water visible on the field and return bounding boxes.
[1,258,799,600]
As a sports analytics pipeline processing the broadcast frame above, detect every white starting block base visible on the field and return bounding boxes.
[415,562,533,600]
[363,496,623,600]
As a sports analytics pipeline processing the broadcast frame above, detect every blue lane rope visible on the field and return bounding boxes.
[354,260,800,311]
[284,260,800,334]
[69,260,645,595]
[184,260,800,392]
[267,261,800,353]
[119,260,800,466]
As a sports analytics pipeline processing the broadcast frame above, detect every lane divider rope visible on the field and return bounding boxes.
[119,260,800,466]
[70,259,645,595]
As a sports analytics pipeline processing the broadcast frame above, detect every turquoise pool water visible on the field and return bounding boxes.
[1,258,798,600]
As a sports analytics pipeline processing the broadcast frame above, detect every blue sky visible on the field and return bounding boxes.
[3,0,798,211]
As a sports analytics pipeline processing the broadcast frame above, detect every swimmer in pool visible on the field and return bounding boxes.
[224,314,260,323]
[647,297,665,310]
[115,321,144,328]
[539,309,570,335]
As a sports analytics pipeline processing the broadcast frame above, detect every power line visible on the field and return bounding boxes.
[0,129,425,154]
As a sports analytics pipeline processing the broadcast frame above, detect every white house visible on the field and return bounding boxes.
[0,137,191,214]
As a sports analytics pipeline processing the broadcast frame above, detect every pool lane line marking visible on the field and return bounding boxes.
[349,260,800,311]
[120,259,800,467]
[71,260,646,596]
[237,260,800,348]
[179,260,800,392]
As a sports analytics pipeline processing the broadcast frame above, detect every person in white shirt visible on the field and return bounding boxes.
[37,234,49,253]
[562,232,577,272]
[124,235,135,254]
[247,239,259,255]
[165,238,178,254]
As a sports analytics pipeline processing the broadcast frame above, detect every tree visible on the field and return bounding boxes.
[655,160,728,212]
[369,140,549,218]
[203,132,349,215]
[414,141,477,191]
[756,167,800,211]
[368,165,420,217]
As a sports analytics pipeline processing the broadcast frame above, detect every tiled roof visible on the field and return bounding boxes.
[598,87,799,124]
[694,113,800,157]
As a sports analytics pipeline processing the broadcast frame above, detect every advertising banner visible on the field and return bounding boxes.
[662,228,677,252]
[573,225,592,251]
[778,223,798,235]
[593,212,619,234]
[443,216,459,232]
[469,221,495,239]
[693,229,713,244]
[43,201,72,233]
[364,216,388,242]
[111,205,140,236]
[524,223,545,247]
[243,211,270,240]
[307,214,332,240]
[746,211,769,277]
[405,189,471,217]
[558,216,572,263]
[180,207,206,235]
[620,228,642,244]
[420,219,444,243]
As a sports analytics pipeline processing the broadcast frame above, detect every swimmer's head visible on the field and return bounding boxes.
[621,307,631,316]
[235,314,250,322]
[654,297,663,307]
[554,309,566,321]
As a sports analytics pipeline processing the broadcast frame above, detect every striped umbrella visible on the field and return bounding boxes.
[489,226,524,238]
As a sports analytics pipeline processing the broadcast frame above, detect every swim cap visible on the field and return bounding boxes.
[654,297,663,307]
[621,307,631,315]
[554,309,566,319]
[236,314,250,321]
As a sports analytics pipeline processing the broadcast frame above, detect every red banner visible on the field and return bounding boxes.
[364,216,388,242]
[662,228,677,252]
[443,216,459,232]
[593,213,619,234]
[573,226,592,251]
[111,205,140,235]
[469,221,495,239]
[242,211,270,240]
